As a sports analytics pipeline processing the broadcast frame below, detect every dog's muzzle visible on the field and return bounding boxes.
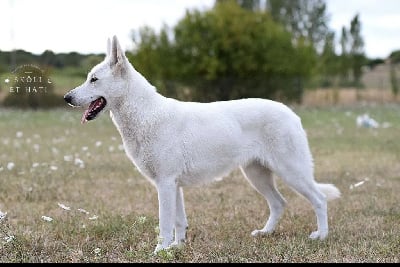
[64,93,73,105]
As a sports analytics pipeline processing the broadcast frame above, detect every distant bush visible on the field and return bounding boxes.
[366,58,385,70]
[389,50,400,64]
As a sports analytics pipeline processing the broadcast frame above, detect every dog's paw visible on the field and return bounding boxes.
[153,244,168,255]
[170,239,185,249]
[309,230,328,240]
[153,242,184,257]
[251,229,273,237]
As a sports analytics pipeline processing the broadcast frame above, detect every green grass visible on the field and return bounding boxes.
[0,104,399,262]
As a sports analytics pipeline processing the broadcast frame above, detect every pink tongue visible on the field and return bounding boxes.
[81,100,98,124]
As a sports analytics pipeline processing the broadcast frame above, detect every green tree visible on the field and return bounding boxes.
[318,31,339,87]
[338,14,366,87]
[40,50,57,67]
[390,64,398,96]
[130,25,178,97]
[339,26,350,86]
[389,50,400,96]
[237,0,261,11]
[349,14,365,87]
[172,1,316,102]
[266,0,330,50]
[390,50,400,64]
[216,0,261,11]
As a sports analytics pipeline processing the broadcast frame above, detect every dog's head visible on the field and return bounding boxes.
[64,36,129,123]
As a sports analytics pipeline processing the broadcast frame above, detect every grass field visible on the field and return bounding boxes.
[0,104,399,262]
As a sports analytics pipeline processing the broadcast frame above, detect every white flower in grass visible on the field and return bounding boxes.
[82,146,88,151]
[33,144,40,152]
[108,146,115,152]
[7,162,15,170]
[0,210,7,221]
[13,141,21,148]
[58,203,71,211]
[0,167,3,172]
[50,165,58,171]
[118,144,124,151]
[16,131,23,138]
[64,155,73,162]
[32,162,39,168]
[137,216,147,224]
[41,215,53,222]
[95,141,102,147]
[52,147,59,155]
[4,235,14,243]
[88,215,98,220]
[382,122,391,128]
[94,248,101,254]
[74,158,85,168]
[77,208,90,214]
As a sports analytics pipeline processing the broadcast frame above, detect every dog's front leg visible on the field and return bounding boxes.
[173,187,188,246]
[154,179,177,254]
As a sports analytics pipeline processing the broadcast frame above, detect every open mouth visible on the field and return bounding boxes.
[81,97,107,124]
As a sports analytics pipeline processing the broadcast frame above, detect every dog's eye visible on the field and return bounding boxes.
[90,77,98,83]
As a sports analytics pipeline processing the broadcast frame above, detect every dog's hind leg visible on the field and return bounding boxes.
[240,161,287,237]
[287,178,328,240]
[274,162,329,240]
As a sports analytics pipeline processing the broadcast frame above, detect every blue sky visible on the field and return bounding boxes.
[1,0,399,58]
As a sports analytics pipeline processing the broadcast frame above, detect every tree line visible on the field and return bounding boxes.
[1,0,398,106]
[0,50,104,77]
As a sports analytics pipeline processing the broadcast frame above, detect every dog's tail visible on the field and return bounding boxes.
[317,183,341,201]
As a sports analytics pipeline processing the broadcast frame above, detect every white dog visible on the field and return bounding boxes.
[64,36,340,254]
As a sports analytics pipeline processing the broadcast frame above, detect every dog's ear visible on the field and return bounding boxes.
[110,35,127,69]
[106,37,111,58]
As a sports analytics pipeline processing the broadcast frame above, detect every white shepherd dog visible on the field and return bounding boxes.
[64,36,340,254]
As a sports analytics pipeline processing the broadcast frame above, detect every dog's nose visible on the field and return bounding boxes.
[64,94,72,104]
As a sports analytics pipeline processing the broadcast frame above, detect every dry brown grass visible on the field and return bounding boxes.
[303,88,400,107]
[0,105,399,262]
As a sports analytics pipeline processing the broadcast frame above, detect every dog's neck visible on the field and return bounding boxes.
[109,66,166,150]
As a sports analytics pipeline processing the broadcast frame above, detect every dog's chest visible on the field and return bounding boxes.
[110,113,159,179]
[124,138,159,178]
